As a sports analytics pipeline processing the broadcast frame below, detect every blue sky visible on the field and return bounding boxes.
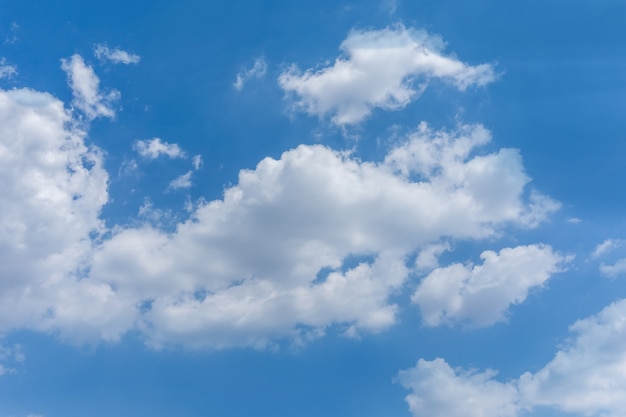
[0,1,625,416]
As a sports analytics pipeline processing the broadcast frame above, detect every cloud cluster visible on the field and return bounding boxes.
[86,122,555,348]
[0,83,557,348]
[399,298,626,417]
[279,25,495,125]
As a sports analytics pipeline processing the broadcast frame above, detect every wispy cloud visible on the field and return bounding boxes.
[234,57,268,91]
[168,171,193,190]
[0,58,17,79]
[61,54,119,119]
[94,43,140,65]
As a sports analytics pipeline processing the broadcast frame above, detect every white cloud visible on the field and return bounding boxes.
[168,171,193,190]
[412,244,567,327]
[0,87,130,343]
[518,298,626,417]
[192,154,203,170]
[61,54,119,119]
[414,242,450,271]
[0,58,17,79]
[134,138,186,159]
[234,57,268,91]
[278,25,496,125]
[396,358,520,417]
[87,123,555,348]
[592,238,623,259]
[399,298,626,417]
[0,81,557,348]
[94,43,140,65]
[600,258,626,278]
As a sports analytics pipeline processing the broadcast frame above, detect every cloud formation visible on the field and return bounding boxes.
[0,87,119,342]
[234,57,267,91]
[413,244,567,327]
[94,43,140,65]
[279,25,495,125]
[87,122,554,348]
[134,138,186,159]
[61,54,119,119]
[0,83,557,348]
[399,298,626,417]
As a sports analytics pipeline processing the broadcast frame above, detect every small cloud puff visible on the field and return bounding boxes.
[168,171,193,190]
[134,138,186,160]
[94,43,140,65]
[234,57,268,91]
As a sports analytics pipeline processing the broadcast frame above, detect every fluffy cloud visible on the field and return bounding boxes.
[518,298,626,417]
[396,358,520,417]
[94,43,140,65]
[0,79,557,348]
[412,244,567,327]
[399,298,626,417]
[234,57,268,91]
[134,138,186,159]
[87,122,555,348]
[0,87,132,342]
[61,54,119,119]
[278,25,495,125]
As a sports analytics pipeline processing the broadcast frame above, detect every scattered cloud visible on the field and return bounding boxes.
[399,298,626,417]
[412,244,567,327]
[0,58,17,79]
[61,54,119,119]
[592,238,623,259]
[600,258,626,278]
[192,154,203,170]
[94,43,140,65]
[134,138,186,159]
[234,57,268,91]
[168,171,193,190]
[4,22,19,45]
[278,24,496,125]
[0,342,24,376]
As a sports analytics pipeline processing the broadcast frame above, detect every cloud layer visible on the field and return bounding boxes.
[279,25,495,125]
